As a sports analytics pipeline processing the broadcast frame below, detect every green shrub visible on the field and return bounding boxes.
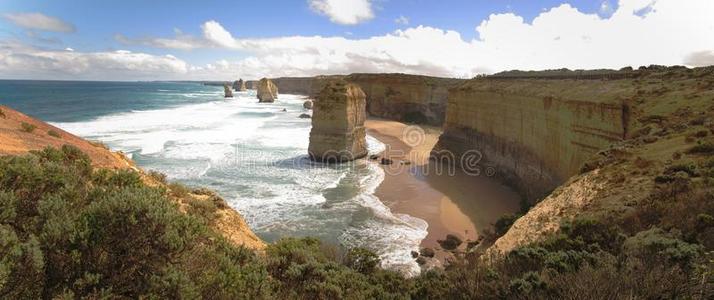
[147,170,168,184]
[687,142,714,154]
[185,197,218,225]
[494,214,520,238]
[343,248,380,274]
[47,130,61,138]
[20,122,36,133]
[169,182,191,198]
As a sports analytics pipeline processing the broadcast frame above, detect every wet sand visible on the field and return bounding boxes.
[365,119,521,258]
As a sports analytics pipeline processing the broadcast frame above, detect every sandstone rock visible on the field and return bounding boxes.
[415,257,427,265]
[224,84,233,98]
[236,78,247,91]
[299,113,311,119]
[308,80,367,162]
[257,78,278,102]
[303,100,313,109]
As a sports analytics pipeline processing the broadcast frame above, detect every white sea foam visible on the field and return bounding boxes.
[52,90,428,276]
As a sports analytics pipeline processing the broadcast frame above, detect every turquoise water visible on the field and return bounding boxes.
[0,80,428,276]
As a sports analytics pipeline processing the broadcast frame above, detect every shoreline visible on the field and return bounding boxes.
[365,118,521,259]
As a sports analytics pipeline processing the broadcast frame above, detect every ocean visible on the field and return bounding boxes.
[0,80,428,276]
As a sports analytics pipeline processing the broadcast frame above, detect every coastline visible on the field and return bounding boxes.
[365,119,521,258]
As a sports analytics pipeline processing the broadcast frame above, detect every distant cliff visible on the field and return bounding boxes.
[247,74,464,126]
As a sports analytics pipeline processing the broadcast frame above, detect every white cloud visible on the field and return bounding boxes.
[3,12,75,33]
[395,16,409,25]
[4,0,714,80]
[0,41,188,80]
[309,0,374,25]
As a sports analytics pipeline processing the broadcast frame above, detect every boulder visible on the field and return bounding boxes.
[257,78,278,102]
[299,113,311,119]
[419,247,435,258]
[308,80,367,162]
[303,100,313,109]
[224,84,233,98]
[437,234,463,250]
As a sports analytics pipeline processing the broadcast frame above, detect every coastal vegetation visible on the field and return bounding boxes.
[1,146,711,299]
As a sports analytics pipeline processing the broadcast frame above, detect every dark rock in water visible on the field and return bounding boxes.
[438,234,463,250]
[369,154,379,160]
[416,257,427,265]
[400,160,412,165]
[380,158,393,165]
[282,108,287,112]
[419,247,435,258]
[299,113,311,119]
[303,100,313,109]
[411,251,419,258]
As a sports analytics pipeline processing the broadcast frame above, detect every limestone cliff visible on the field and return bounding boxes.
[251,74,463,126]
[257,78,278,102]
[308,80,368,162]
[433,78,629,201]
[435,67,714,254]
[345,73,464,126]
[0,105,265,250]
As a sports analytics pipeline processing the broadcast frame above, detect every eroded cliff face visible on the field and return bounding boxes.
[345,74,464,126]
[433,79,630,201]
[453,67,714,254]
[308,80,368,162]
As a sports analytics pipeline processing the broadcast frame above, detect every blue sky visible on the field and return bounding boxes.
[0,0,712,80]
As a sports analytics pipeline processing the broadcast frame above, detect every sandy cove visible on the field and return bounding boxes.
[365,118,521,258]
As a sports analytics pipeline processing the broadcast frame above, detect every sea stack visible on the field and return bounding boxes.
[237,78,247,91]
[308,80,367,162]
[257,78,278,102]
[224,84,233,98]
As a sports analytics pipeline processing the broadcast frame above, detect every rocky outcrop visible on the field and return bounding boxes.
[224,84,233,98]
[433,78,629,201]
[303,100,313,109]
[256,78,278,102]
[233,79,247,91]
[308,80,367,162]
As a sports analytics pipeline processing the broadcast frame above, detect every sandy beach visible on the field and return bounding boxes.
[365,119,521,258]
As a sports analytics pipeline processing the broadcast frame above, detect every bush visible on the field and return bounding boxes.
[47,130,61,138]
[494,214,520,238]
[147,170,168,184]
[687,142,714,154]
[20,122,36,133]
[343,248,380,274]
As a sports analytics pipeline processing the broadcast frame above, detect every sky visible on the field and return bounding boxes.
[0,0,713,81]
